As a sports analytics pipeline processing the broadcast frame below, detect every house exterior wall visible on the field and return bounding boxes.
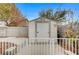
[29,18,57,38]
[0,21,6,27]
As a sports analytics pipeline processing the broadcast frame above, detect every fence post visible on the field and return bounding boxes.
[49,38,51,55]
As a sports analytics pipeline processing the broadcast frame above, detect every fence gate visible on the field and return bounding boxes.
[28,39,54,55]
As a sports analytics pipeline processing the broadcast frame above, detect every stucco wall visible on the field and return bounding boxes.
[0,27,28,37]
[7,27,28,37]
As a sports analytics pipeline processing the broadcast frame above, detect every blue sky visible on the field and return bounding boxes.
[16,3,79,20]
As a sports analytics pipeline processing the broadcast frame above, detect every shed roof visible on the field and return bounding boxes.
[30,17,56,22]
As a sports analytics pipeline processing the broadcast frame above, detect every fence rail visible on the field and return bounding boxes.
[0,38,79,55]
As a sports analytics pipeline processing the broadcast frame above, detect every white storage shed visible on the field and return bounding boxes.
[29,17,57,38]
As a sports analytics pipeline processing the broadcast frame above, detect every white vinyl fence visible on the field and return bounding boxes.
[0,38,79,55]
[28,38,77,55]
[0,38,28,55]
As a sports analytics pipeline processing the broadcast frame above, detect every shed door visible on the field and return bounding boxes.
[36,22,50,38]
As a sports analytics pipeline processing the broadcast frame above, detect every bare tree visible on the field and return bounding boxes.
[39,8,73,22]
